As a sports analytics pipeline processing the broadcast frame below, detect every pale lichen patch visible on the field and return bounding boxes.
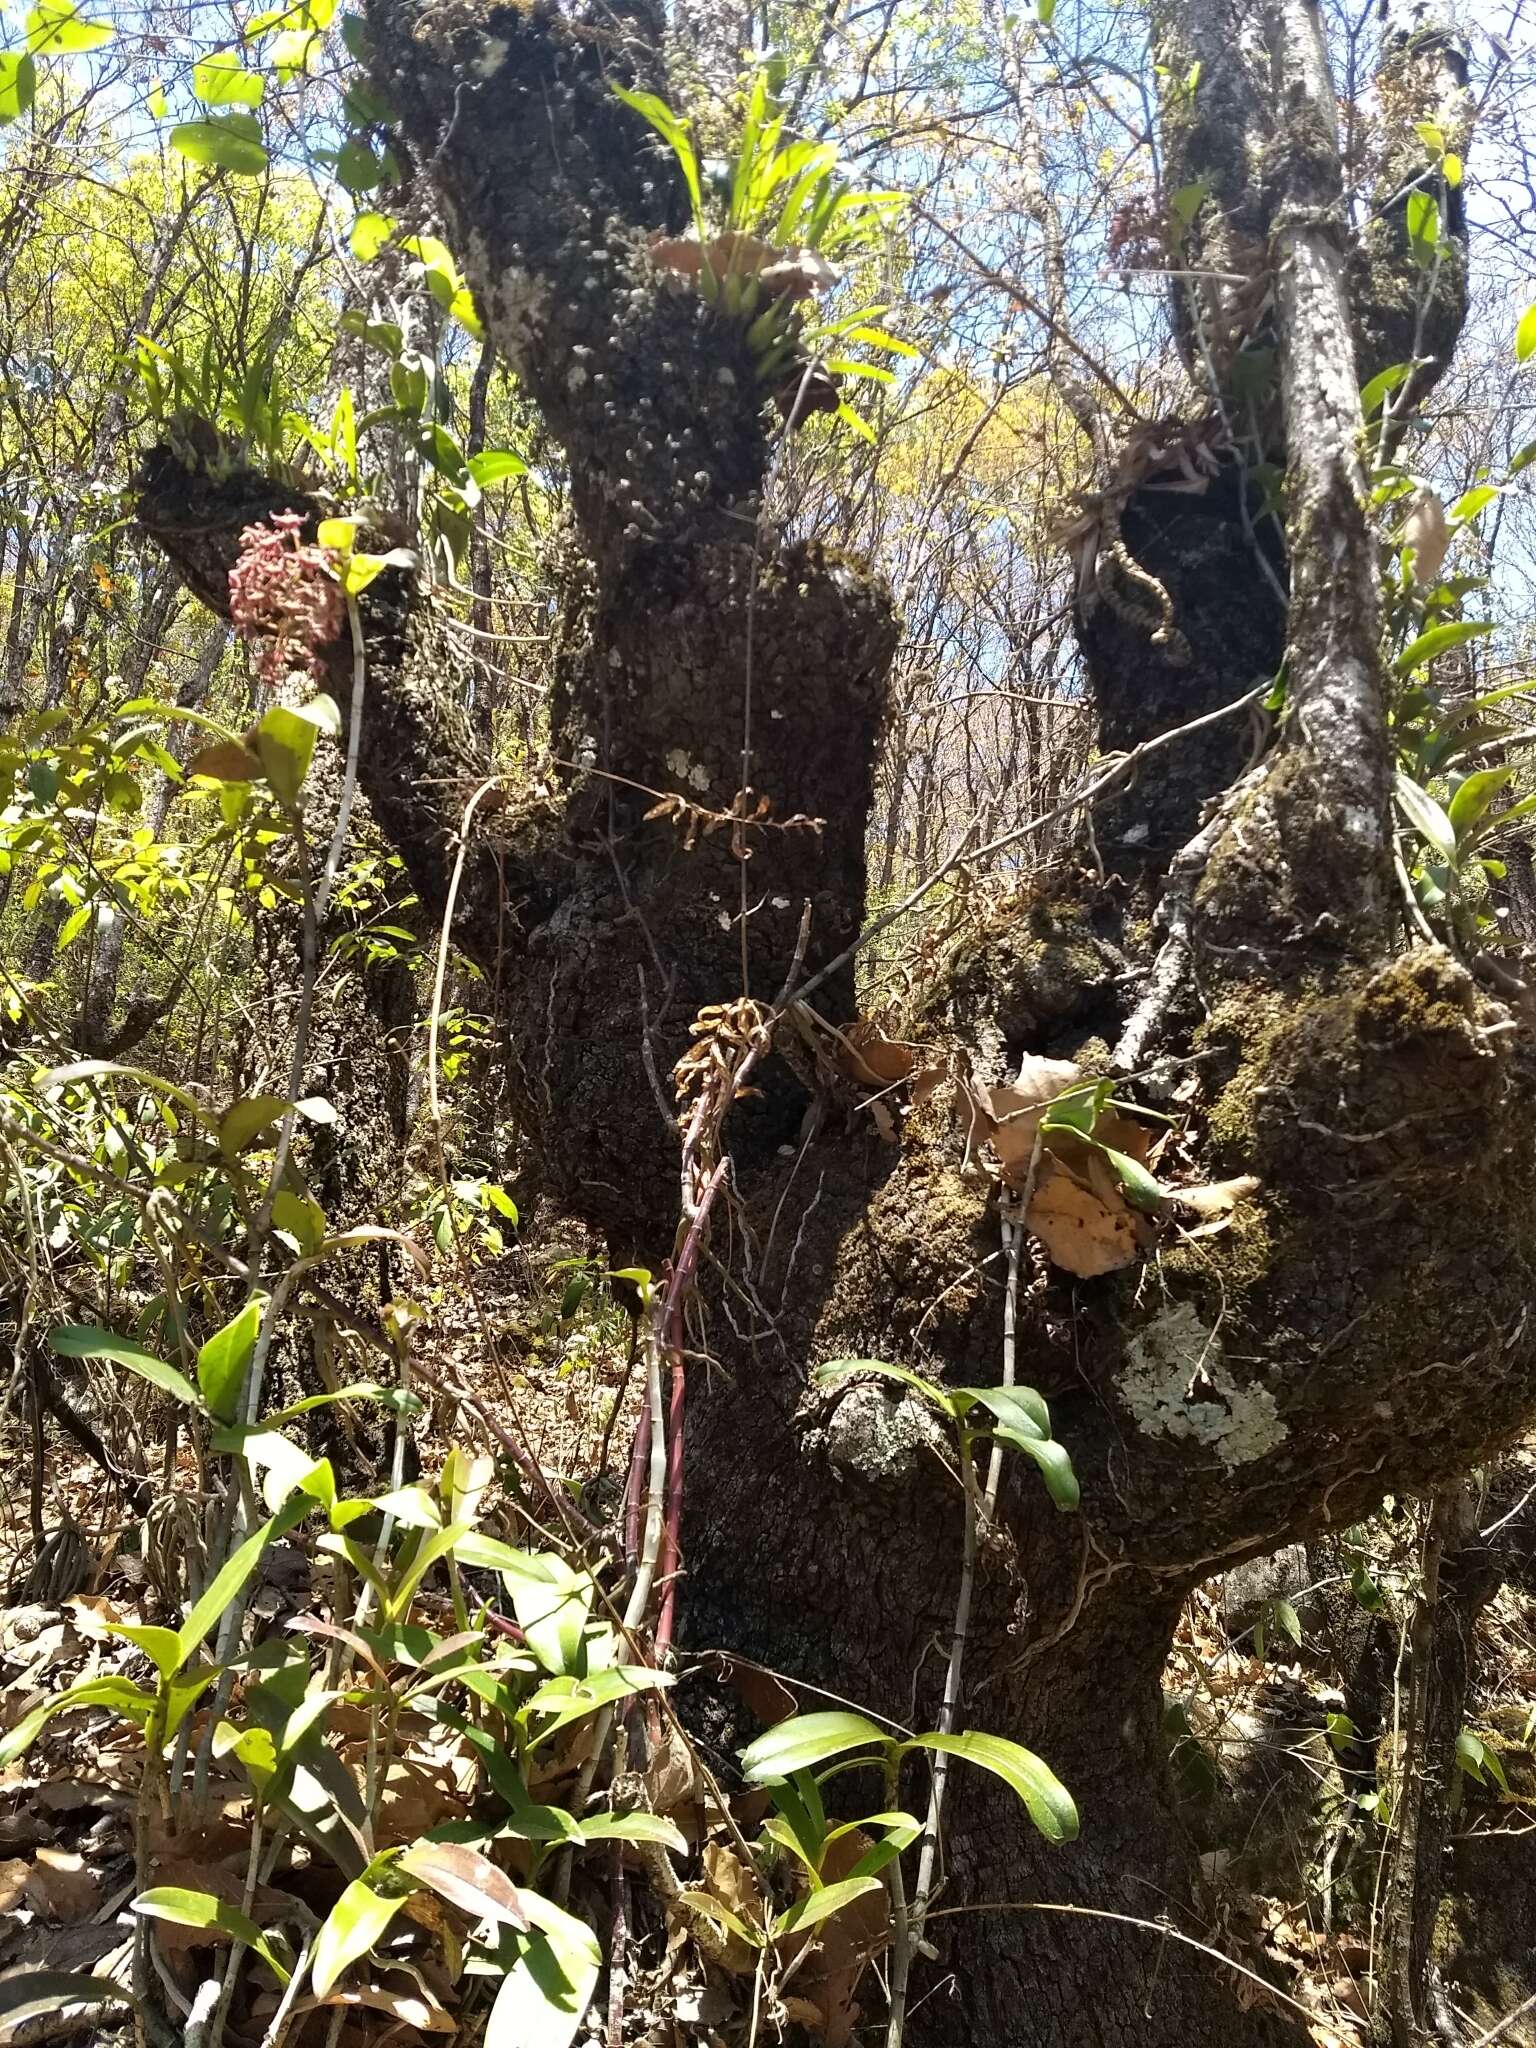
[1118,1300,1288,1470]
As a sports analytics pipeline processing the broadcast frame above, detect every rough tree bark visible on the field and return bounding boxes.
[132,2,1536,2043]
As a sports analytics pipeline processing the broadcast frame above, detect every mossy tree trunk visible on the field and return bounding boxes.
[132,2,1536,2042]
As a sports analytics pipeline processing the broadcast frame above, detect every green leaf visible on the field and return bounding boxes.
[506,1556,594,1675]
[1037,0,1057,22]
[740,1711,890,1782]
[337,136,383,192]
[0,53,37,123]
[372,1484,441,1530]
[1394,772,1457,865]
[523,1667,673,1744]
[1405,188,1440,264]
[50,1325,197,1405]
[343,546,416,596]
[998,1431,1081,1510]
[256,703,319,808]
[352,209,396,260]
[772,1875,884,1939]
[163,1666,221,1737]
[272,1188,326,1255]
[1098,1145,1165,1212]
[178,1511,285,1665]
[815,1356,961,1418]
[0,1975,131,2031]
[611,83,702,222]
[109,1619,188,1677]
[1451,484,1501,523]
[484,1897,602,2048]
[213,1425,336,1514]
[25,0,112,50]
[1272,1595,1303,1645]
[952,1384,1050,1440]
[1517,303,1536,364]
[468,450,529,486]
[672,1891,765,1950]
[1350,1560,1385,1613]
[905,1730,1078,1843]
[1325,1711,1356,1755]
[1394,620,1495,675]
[311,1873,408,1997]
[267,1382,418,1426]
[1447,767,1514,844]
[193,48,264,106]
[569,1810,687,1853]
[171,113,269,177]
[197,1298,264,1422]
[133,1888,291,1982]
[1360,363,1411,419]
[0,1676,156,1765]
[450,286,484,339]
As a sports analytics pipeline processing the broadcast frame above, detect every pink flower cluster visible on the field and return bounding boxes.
[228,510,343,687]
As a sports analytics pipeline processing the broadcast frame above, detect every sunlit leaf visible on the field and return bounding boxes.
[904,1730,1078,1842]
[740,1710,890,1781]
[171,113,269,177]
[193,49,264,107]
[468,450,528,486]
[0,1677,156,1766]
[1394,772,1457,865]
[133,1888,291,1981]
[484,1896,601,2048]
[311,1872,408,1997]
[1393,619,1495,676]
[25,0,112,51]
[255,703,319,808]
[772,1874,884,1938]
[178,1509,290,1663]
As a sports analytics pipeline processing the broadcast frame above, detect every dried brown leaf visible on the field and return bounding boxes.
[647,230,838,300]
[1402,488,1450,586]
[838,1023,916,1089]
[1025,1154,1147,1277]
[25,1848,101,1924]
[984,1058,1085,1175]
[910,1063,946,1108]
[0,1859,28,1912]
[644,1719,700,1820]
[187,739,263,783]
[1169,1175,1261,1218]
[397,1840,528,1930]
[696,1842,765,1974]
[289,1985,455,2032]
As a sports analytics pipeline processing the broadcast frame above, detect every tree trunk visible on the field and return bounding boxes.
[129,3,1534,2041]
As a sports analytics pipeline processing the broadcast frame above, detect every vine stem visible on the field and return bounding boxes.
[886,1427,980,2048]
[888,1196,1021,2047]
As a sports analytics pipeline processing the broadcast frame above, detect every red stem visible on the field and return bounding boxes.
[654,1156,731,1653]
